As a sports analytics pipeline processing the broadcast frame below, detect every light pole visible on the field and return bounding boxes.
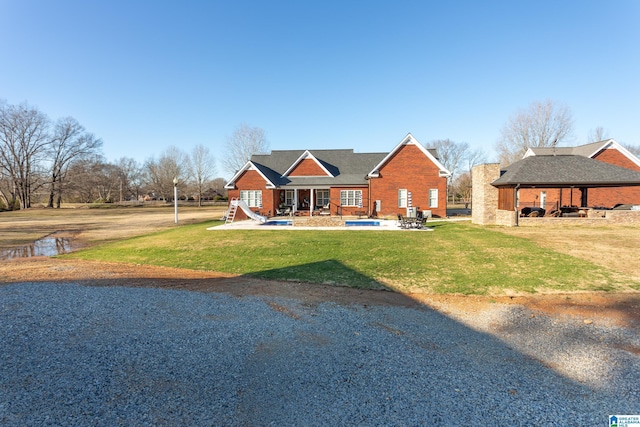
[173,177,178,224]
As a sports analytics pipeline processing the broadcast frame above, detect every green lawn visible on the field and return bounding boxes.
[67,221,640,295]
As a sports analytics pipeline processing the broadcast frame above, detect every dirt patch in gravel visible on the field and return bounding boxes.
[2,257,638,329]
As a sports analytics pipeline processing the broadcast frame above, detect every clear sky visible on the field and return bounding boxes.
[1,0,639,178]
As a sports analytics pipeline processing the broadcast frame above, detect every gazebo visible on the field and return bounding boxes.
[472,156,640,226]
[492,155,640,213]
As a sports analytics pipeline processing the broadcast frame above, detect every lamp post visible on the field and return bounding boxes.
[173,177,178,224]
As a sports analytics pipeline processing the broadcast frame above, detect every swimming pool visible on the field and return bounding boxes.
[263,220,293,226]
[344,221,380,226]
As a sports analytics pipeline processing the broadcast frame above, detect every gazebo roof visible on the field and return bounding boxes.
[491,155,640,187]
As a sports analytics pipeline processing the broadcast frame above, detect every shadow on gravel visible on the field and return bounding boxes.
[1,259,639,425]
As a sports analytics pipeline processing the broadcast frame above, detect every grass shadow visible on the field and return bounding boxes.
[248,259,389,290]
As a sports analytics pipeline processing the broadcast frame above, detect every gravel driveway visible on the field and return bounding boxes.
[1,282,638,426]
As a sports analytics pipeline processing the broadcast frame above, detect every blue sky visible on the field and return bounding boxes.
[1,1,639,178]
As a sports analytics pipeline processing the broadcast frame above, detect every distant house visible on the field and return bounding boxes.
[199,188,226,200]
[224,133,451,219]
[472,139,640,226]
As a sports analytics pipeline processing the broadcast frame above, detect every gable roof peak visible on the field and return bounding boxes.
[523,138,640,168]
[282,149,335,177]
[368,133,451,178]
[224,160,277,189]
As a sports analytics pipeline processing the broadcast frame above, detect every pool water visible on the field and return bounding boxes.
[263,220,293,226]
[344,221,380,226]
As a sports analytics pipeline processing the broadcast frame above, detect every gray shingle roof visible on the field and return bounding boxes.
[527,140,610,158]
[250,149,388,187]
[491,155,640,187]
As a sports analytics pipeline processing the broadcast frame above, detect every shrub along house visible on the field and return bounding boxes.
[224,133,451,220]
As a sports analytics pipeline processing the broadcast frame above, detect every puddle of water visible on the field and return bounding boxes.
[0,233,79,261]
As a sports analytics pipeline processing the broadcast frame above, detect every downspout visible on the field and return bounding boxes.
[514,184,520,227]
[367,177,371,217]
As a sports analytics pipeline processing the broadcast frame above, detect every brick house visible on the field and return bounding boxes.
[224,133,451,219]
[515,139,640,210]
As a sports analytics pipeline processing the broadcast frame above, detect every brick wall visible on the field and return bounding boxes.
[589,148,640,206]
[329,186,368,216]
[227,170,275,220]
[518,210,640,226]
[288,158,327,176]
[370,144,447,217]
[593,148,640,171]
[517,188,584,211]
[496,209,517,226]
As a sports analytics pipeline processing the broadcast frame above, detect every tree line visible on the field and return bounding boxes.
[0,101,228,210]
[3,99,637,211]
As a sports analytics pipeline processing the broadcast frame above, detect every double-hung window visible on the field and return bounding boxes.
[398,189,408,208]
[340,190,362,207]
[240,190,262,208]
[284,190,295,206]
[316,190,330,207]
[428,189,438,208]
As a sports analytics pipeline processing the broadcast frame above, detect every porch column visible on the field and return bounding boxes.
[293,189,298,215]
[310,189,314,217]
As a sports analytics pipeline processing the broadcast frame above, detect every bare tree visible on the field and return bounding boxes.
[0,102,52,209]
[222,123,269,176]
[464,147,487,171]
[430,139,469,204]
[144,146,189,201]
[496,99,574,165]
[430,139,468,180]
[587,126,609,142]
[189,144,216,207]
[452,171,473,208]
[430,139,487,204]
[64,156,118,203]
[47,117,102,208]
[622,143,640,157]
[115,157,143,202]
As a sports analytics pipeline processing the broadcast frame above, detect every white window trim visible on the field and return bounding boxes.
[316,190,330,207]
[428,189,438,208]
[240,190,262,208]
[340,190,362,207]
[398,189,407,208]
[284,190,295,206]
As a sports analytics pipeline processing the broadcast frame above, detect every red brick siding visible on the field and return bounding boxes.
[590,148,640,206]
[369,144,447,217]
[289,158,328,176]
[588,186,640,207]
[518,188,584,211]
[227,170,276,220]
[593,148,640,171]
[329,187,369,215]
